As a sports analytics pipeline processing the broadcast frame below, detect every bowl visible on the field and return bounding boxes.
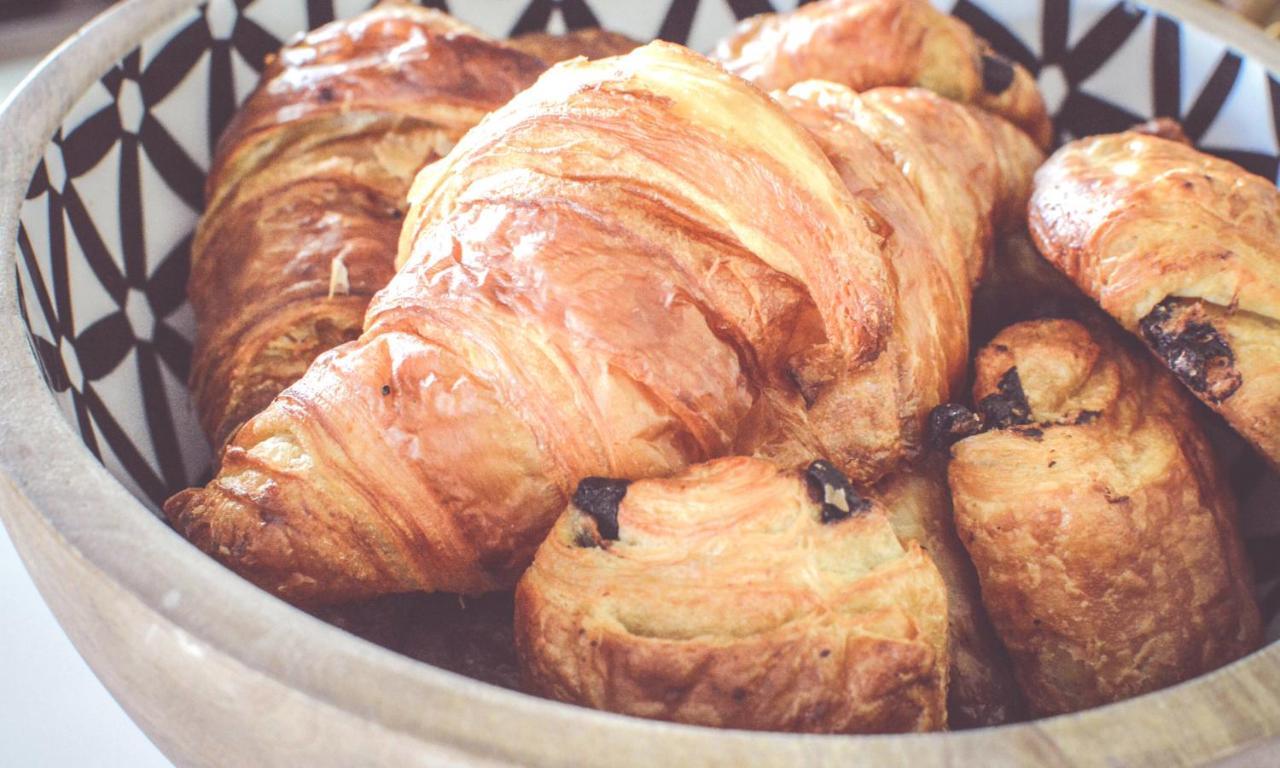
[1,0,1279,765]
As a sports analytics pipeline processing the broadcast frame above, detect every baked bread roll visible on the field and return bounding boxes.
[508,28,640,62]
[873,459,1023,727]
[752,81,1041,478]
[188,2,545,446]
[939,318,1262,716]
[167,42,898,605]
[716,0,1052,148]
[1028,130,1280,471]
[514,456,949,733]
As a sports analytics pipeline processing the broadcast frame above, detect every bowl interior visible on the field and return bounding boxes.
[11,0,1280,673]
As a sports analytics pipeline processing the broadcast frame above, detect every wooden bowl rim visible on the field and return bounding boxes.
[0,0,1277,765]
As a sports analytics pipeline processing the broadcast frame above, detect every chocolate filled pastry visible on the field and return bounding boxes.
[514,456,949,733]
[939,318,1262,716]
[715,0,1052,148]
[507,28,641,62]
[166,42,902,605]
[873,458,1023,727]
[188,2,545,447]
[1029,129,1280,471]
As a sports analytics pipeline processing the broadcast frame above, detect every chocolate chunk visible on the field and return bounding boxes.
[572,477,631,541]
[979,368,1032,429]
[1073,410,1101,425]
[1139,298,1242,403]
[981,53,1015,95]
[804,459,870,524]
[928,403,986,449]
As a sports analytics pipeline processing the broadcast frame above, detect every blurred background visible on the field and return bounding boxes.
[0,1,116,93]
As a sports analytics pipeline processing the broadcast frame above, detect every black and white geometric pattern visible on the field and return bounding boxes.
[937,0,1280,180]
[11,0,1280,629]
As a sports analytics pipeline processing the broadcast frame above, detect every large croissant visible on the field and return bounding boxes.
[167,43,1040,606]
[188,3,545,447]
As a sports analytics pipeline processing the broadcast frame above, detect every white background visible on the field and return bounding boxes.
[0,55,171,768]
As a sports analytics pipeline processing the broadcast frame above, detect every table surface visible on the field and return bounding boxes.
[0,50,171,768]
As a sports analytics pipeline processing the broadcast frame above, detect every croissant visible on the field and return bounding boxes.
[514,457,949,733]
[872,458,1022,728]
[167,42,900,604]
[507,28,640,62]
[937,318,1262,716]
[1028,129,1280,470]
[746,81,1042,479]
[187,2,545,446]
[715,0,1052,148]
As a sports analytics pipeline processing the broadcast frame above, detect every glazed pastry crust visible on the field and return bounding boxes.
[745,82,1042,480]
[1029,131,1280,470]
[507,28,640,62]
[515,457,949,733]
[874,458,1022,727]
[716,0,1052,147]
[188,2,544,446]
[946,319,1262,716]
[166,43,898,605]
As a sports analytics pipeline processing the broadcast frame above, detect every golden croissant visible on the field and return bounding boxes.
[1029,129,1280,471]
[188,2,545,447]
[937,318,1262,716]
[166,41,1044,607]
[716,0,1052,148]
[515,456,950,733]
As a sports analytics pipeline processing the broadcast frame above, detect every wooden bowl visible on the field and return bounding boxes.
[1,0,1278,765]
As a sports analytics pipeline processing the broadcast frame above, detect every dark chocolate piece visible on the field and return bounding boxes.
[981,53,1015,95]
[1073,409,1101,425]
[979,368,1032,429]
[572,477,631,541]
[804,459,870,523]
[928,403,986,449]
[1140,298,1242,403]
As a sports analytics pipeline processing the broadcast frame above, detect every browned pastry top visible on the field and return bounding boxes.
[1030,132,1280,328]
[515,456,949,733]
[716,0,1052,148]
[186,3,546,446]
[208,7,542,195]
[507,27,641,63]
[1028,130,1280,468]
[740,81,1041,480]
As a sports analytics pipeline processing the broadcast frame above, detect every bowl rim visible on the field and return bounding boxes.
[1,0,1278,765]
